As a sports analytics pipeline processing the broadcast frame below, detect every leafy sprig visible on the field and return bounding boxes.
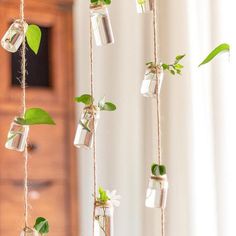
[75,94,116,111]
[91,0,111,5]
[97,187,110,204]
[151,163,166,176]
[15,108,55,125]
[162,54,185,75]
[34,217,49,235]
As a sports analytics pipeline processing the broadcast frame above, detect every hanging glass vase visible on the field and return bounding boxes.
[20,227,39,236]
[94,202,114,236]
[136,0,153,14]
[145,175,168,209]
[140,64,164,97]
[74,106,100,149]
[1,19,28,53]
[5,117,29,152]
[90,4,114,47]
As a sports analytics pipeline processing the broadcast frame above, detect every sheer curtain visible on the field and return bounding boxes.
[74,0,235,235]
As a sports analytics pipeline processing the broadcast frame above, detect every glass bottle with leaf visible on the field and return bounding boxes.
[90,0,114,46]
[74,94,116,149]
[20,217,49,236]
[1,21,41,54]
[141,54,185,97]
[5,108,55,152]
[136,0,153,14]
[94,187,121,236]
[145,163,168,209]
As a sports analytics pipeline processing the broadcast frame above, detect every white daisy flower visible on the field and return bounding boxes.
[106,190,121,207]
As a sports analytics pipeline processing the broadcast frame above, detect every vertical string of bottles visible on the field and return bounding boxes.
[137,0,168,235]
[73,1,120,236]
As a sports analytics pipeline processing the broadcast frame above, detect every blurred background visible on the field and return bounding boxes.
[0,0,235,236]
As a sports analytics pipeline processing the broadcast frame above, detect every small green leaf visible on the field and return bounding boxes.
[101,102,116,111]
[98,187,110,204]
[174,64,184,69]
[75,94,93,105]
[23,108,55,125]
[199,43,230,67]
[176,54,186,61]
[170,70,175,75]
[162,64,169,70]
[151,163,166,176]
[34,217,49,234]
[137,0,145,5]
[104,0,111,4]
[26,25,42,55]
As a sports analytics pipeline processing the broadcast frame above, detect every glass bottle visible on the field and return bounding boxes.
[74,106,100,149]
[145,175,168,209]
[5,117,29,152]
[136,0,153,14]
[140,64,164,97]
[94,202,114,236]
[1,19,28,53]
[20,227,39,236]
[90,4,114,46]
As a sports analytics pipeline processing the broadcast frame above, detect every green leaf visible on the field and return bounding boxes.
[176,54,186,61]
[174,64,184,69]
[100,102,116,111]
[104,0,111,4]
[23,108,55,125]
[75,94,93,105]
[137,0,145,4]
[26,25,42,55]
[34,217,49,234]
[199,43,230,67]
[98,187,110,203]
[151,163,166,176]
[162,64,169,70]
[170,70,175,75]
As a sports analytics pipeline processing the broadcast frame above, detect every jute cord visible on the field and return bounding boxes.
[89,18,97,235]
[20,0,29,229]
[153,0,165,236]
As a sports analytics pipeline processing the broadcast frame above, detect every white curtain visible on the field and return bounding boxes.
[74,0,236,235]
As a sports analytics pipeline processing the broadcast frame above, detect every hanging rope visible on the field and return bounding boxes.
[20,0,29,229]
[89,15,97,235]
[153,0,165,236]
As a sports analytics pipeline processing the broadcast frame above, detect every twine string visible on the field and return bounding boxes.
[153,0,165,236]
[89,16,97,235]
[20,0,28,229]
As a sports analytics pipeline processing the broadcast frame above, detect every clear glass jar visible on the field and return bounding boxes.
[145,175,168,209]
[5,117,29,152]
[74,106,100,149]
[20,227,39,236]
[140,65,164,97]
[1,20,28,53]
[90,4,114,46]
[94,202,114,236]
[136,0,153,14]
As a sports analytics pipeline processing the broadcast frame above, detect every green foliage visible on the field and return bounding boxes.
[75,94,116,112]
[91,0,111,5]
[26,25,42,55]
[97,187,110,204]
[162,54,186,75]
[16,108,55,125]
[34,217,49,235]
[199,43,230,67]
[75,94,93,105]
[151,163,167,176]
[137,0,146,5]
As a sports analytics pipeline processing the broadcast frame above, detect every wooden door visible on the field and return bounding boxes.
[0,0,78,235]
